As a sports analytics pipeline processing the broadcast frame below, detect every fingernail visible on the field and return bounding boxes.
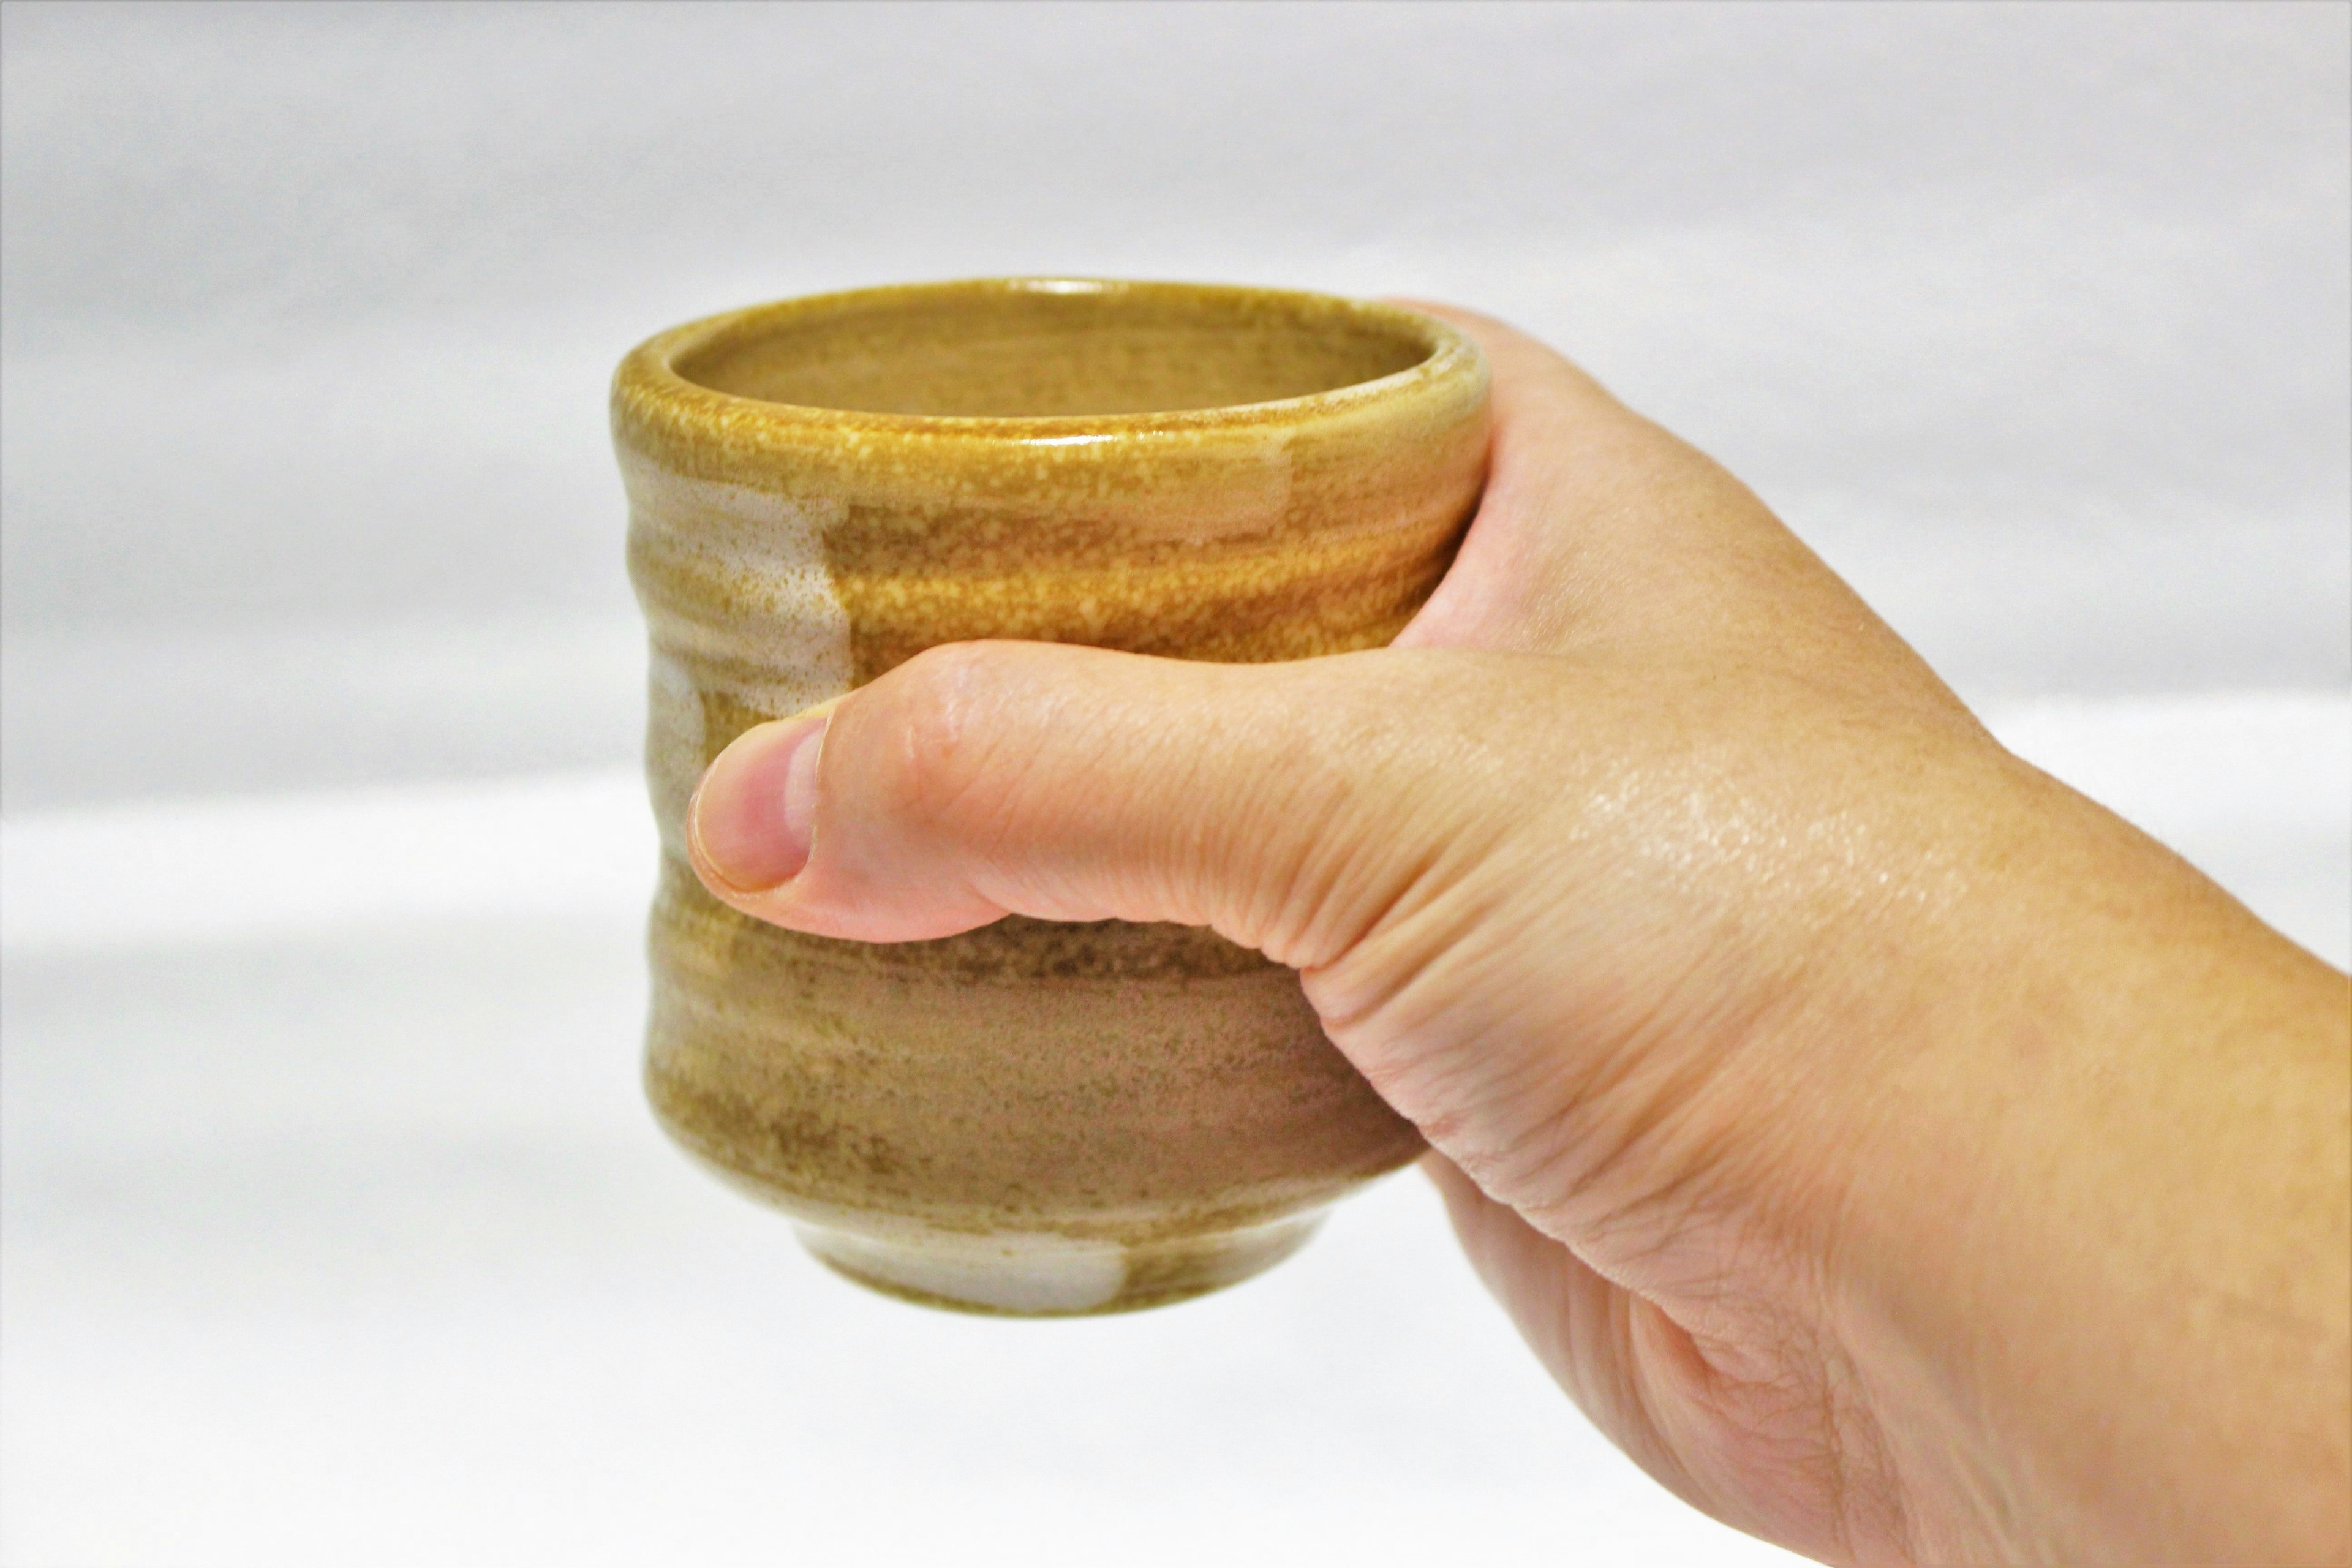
[690,710,829,892]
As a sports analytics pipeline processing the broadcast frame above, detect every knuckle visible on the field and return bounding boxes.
[865,643,1017,840]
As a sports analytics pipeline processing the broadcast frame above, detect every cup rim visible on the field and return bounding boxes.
[613,276,1484,447]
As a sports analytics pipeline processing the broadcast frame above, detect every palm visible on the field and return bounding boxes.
[1379,304,1948,1564]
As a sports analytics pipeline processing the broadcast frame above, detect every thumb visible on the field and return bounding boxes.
[684,639,1504,970]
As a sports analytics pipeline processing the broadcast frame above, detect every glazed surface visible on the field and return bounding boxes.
[616,279,1488,1308]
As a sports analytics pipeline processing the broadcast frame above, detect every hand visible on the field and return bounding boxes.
[685,306,2351,1566]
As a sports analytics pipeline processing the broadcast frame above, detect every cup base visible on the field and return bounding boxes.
[794,1210,1327,1317]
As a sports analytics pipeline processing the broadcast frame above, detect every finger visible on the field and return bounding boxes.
[687,639,1521,964]
[1388,299,1896,674]
[1388,298,1624,427]
[1388,298,1664,655]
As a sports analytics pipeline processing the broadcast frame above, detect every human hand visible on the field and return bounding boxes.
[685,306,2351,1565]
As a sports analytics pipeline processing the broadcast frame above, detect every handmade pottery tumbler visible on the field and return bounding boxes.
[614,279,1488,1314]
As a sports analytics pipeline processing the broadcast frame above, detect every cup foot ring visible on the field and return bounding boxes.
[793,1210,1327,1317]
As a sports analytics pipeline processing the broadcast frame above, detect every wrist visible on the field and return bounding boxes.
[1812,761,2351,1561]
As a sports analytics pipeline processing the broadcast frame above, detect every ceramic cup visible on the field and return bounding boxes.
[614,278,1488,1314]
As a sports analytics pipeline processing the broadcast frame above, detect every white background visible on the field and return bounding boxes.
[2,5,2345,1564]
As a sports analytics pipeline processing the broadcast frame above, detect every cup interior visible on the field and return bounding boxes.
[668,281,1438,418]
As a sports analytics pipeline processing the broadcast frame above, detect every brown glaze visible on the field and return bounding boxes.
[614,278,1488,1314]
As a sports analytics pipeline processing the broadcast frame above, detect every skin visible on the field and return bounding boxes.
[685,306,2352,1566]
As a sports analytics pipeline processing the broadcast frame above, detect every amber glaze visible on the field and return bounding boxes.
[614,278,1488,1314]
